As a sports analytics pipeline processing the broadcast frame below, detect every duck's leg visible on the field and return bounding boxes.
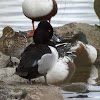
[5,56,14,67]
[28,79,32,84]
[44,74,48,85]
[43,75,56,86]
[27,79,35,84]
[27,20,35,37]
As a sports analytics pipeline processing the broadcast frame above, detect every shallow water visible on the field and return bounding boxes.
[62,65,100,100]
[0,0,100,100]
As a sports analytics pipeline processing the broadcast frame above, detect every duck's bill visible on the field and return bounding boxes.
[52,34,62,42]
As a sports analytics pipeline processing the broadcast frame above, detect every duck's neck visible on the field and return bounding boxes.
[45,41,56,48]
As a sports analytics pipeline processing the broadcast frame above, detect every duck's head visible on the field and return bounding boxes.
[72,32,88,44]
[0,26,15,42]
[33,20,61,44]
[3,26,15,38]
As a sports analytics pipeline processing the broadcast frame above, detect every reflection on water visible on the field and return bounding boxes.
[70,65,98,84]
[88,65,98,84]
[63,64,100,100]
[62,89,100,100]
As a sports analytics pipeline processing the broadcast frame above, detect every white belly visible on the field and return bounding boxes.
[22,0,53,18]
[35,56,75,85]
[38,46,58,75]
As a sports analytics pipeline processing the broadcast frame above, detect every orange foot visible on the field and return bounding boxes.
[27,31,34,37]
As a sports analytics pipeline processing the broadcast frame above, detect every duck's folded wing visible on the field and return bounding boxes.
[56,43,71,57]
[16,44,51,76]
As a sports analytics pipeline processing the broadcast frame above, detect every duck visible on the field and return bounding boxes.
[94,0,100,21]
[15,21,76,85]
[94,0,100,27]
[70,32,97,66]
[15,21,60,85]
[35,43,76,85]
[22,0,58,37]
[0,26,28,67]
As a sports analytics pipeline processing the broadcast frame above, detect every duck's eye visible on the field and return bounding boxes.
[48,30,51,32]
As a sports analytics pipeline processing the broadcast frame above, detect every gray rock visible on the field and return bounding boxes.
[0,81,63,100]
[62,82,88,93]
[53,23,100,51]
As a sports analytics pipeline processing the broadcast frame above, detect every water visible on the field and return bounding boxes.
[0,0,100,100]
[62,65,100,100]
[0,0,99,36]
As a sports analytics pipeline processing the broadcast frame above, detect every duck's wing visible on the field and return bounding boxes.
[16,44,51,76]
[56,43,71,57]
[56,43,76,62]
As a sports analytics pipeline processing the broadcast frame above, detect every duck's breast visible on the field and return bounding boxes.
[38,46,58,75]
[36,56,75,85]
[22,0,53,19]
[85,44,97,64]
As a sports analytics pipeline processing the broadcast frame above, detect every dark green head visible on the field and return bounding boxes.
[72,32,88,44]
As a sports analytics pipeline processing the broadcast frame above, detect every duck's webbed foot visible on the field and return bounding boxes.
[5,57,18,68]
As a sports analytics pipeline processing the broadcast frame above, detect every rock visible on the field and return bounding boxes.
[53,23,100,51]
[0,81,63,100]
[62,82,88,93]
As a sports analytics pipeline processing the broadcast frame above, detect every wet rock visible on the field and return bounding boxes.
[62,82,88,93]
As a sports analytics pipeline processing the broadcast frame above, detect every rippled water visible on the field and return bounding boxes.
[0,0,99,36]
[0,0,100,100]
